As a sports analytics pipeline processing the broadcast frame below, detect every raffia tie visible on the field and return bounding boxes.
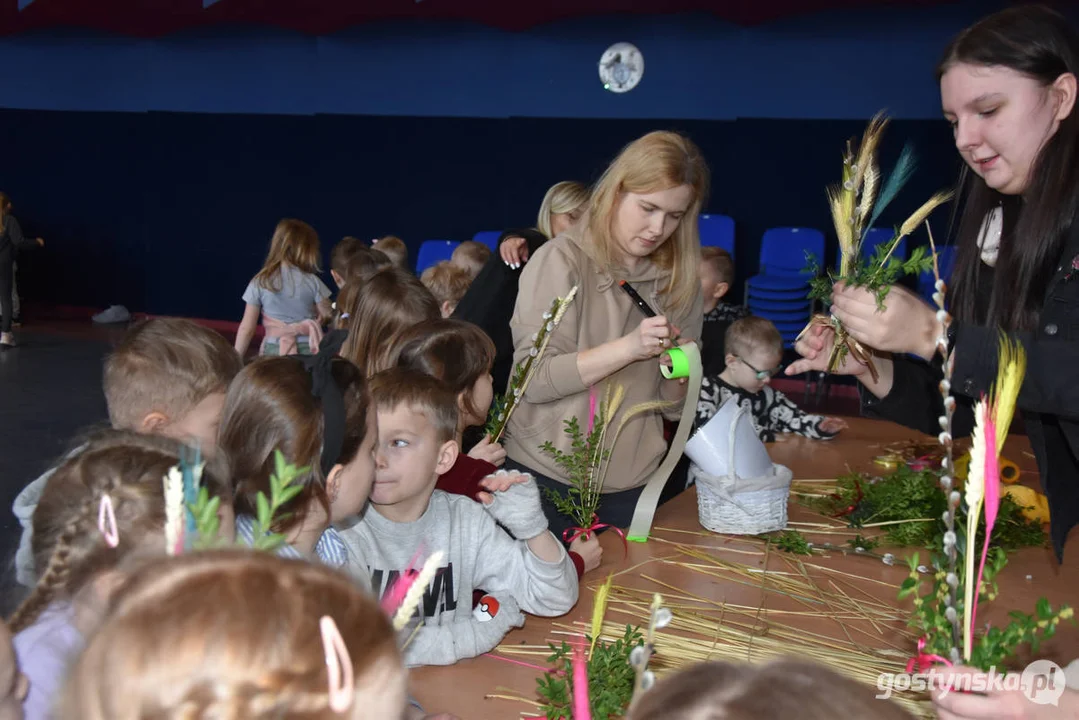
[798,313,879,383]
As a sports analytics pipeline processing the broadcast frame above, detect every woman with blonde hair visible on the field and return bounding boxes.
[453,181,590,399]
[57,550,407,719]
[499,180,591,269]
[504,130,708,537]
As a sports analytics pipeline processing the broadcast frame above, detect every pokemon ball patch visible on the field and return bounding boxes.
[473,595,501,623]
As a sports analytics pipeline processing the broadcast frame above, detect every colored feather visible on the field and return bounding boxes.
[963,399,989,661]
[180,445,203,547]
[971,336,1026,637]
[163,465,185,556]
[590,573,614,656]
[868,142,917,231]
[381,546,426,617]
[965,400,988,511]
[571,641,592,720]
[991,335,1026,451]
[971,412,998,639]
[393,550,445,633]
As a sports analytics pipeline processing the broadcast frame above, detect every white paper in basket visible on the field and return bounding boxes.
[684,396,773,479]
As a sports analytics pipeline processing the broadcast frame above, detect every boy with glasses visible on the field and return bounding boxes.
[696,317,847,442]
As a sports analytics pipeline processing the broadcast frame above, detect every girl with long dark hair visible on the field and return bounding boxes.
[789,5,1079,564]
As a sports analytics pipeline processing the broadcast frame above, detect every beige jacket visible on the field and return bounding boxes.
[504,224,704,492]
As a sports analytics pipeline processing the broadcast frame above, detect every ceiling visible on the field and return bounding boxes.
[1,0,969,37]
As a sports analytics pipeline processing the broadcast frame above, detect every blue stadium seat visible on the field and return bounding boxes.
[415,240,459,274]
[699,214,735,257]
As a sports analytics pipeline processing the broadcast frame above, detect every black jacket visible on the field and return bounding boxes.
[0,215,35,257]
[863,221,1079,560]
[453,228,548,395]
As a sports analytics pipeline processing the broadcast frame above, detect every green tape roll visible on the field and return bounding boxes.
[660,346,691,379]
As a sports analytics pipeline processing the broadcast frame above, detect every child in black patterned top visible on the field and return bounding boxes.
[696,316,847,442]
[699,247,751,378]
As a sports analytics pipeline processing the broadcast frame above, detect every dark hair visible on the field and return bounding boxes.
[341,246,393,287]
[390,319,496,424]
[628,659,914,720]
[938,5,1079,331]
[218,356,370,534]
[331,236,366,277]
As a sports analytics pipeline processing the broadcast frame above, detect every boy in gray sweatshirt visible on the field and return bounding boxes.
[337,368,578,667]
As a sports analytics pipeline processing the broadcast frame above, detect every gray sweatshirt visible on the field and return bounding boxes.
[12,469,56,587]
[337,490,578,667]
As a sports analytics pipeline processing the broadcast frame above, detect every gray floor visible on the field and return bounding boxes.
[0,328,114,612]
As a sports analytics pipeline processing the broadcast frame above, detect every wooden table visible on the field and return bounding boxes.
[412,419,1079,719]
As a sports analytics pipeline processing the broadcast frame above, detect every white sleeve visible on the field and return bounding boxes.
[467,507,578,617]
[401,595,525,668]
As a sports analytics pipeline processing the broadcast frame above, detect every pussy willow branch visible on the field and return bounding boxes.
[927,222,962,662]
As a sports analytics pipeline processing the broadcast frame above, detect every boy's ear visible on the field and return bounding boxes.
[714,281,730,300]
[435,439,459,475]
[139,412,170,435]
[724,352,738,368]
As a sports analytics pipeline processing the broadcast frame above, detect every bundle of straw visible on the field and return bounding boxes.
[494,543,933,718]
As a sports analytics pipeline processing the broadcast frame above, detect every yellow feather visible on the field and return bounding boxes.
[991,334,1026,451]
[590,573,614,656]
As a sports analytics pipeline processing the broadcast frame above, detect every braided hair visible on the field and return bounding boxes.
[7,431,229,633]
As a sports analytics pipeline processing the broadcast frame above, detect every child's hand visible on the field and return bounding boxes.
[569,533,603,573]
[476,470,529,504]
[468,434,506,467]
[819,416,848,434]
[480,472,549,540]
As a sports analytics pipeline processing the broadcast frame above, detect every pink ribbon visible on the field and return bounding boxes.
[563,514,628,557]
[260,315,324,356]
[905,636,953,673]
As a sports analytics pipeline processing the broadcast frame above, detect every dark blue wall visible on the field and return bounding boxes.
[0,4,1010,119]
[0,1,1038,320]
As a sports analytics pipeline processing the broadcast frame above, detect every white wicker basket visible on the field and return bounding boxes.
[687,403,792,535]
[691,463,792,535]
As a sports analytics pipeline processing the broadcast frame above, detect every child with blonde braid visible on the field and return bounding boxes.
[9,431,231,720]
[58,550,407,720]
